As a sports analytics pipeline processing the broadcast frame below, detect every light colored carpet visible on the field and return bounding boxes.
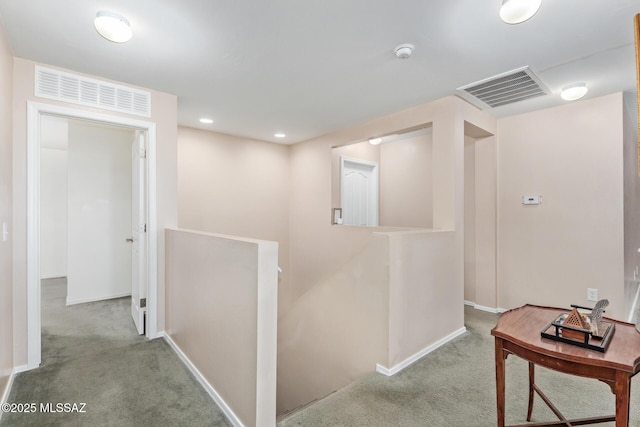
[278,307,640,426]
[4,281,640,426]
[1,278,233,427]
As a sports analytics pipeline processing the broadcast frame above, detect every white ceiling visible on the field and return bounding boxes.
[0,1,637,144]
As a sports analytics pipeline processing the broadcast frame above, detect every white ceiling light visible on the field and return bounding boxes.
[369,137,383,145]
[394,44,414,59]
[560,83,588,101]
[499,0,541,24]
[274,133,286,138]
[94,10,132,43]
[199,118,214,124]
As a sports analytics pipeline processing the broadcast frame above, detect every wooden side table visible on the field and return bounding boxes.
[491,305,640,427]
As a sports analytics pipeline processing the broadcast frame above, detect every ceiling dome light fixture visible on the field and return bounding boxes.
[499,0,541,24]
[94,10,133,43]
[274,133,286,138]
[394,44,414,59]
[199,118,214,124]
[560,82,588,101]
[369,137,383,145]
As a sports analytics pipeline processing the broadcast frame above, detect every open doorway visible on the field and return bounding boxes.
[26,102,158,369]
[463,121,497,312]
[40,116,135,306]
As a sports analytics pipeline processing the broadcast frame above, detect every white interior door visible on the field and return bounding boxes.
[131,131,147,335]
[340,156,379,226]
[66,120,133,305]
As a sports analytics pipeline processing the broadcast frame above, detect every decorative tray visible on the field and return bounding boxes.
[540,311,615,353]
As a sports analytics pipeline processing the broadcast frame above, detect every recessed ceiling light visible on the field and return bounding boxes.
[274,133,286,138]
[499,0,541,24]
[199,118,214,124]
[560,83,588,101]
[94,10,132,43]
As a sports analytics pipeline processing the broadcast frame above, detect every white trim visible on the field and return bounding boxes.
[146,126,158,339]
[474,304,507,314]
[12,365,30,375]
[0,365,30,421]
[628,281,640,323]
[41,274,67,280]
[376,326,467,376]
[464,301,506,314]
[27,104,41,369]
[26,101,158,370]
[0,370,16,417]
[162,333,244,427]
[66,292,132,306]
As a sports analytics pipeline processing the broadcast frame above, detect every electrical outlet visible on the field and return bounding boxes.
[587,288,598,302]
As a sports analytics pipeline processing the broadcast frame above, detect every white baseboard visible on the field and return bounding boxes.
[13,365,29,374]
[474,304,507,314]
[464,300,506,314]
[376,326,467,376]
[41,274,66,280]
[148,328,163,340]
[161,333,244,427]
[1,370,15,403]
[0,367,18,422]
[66,292,131,306]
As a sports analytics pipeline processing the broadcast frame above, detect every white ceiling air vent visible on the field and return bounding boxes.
[456,66,549,109]
[35,66,151,117]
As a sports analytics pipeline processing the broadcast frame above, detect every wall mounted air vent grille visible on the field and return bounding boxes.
[35,66,151,117]
[456,66,549,109]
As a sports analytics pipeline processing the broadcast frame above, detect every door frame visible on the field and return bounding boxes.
[26,101,158,369]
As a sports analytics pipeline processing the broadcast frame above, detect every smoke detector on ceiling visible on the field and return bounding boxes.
[394,44,414,59]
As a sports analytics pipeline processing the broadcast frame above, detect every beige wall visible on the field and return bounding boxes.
[280,96,496,414]
[288,97,464,304]
[463,121,498,310]
[11,58,177,366]
[464,137,476,302]
[623,91,640,322]
[276,228,461,412]
[165,229,278,427]
[497,93,625,318]
[473,134,497,309]
[0,20,13,400]
[332,135,435,228]
[379,133,433,228]
[277,233,389,413]
[176,126,290,308]
[385,230,460,367]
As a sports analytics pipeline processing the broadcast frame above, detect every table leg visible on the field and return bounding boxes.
[527,362,535,421]
[495,337,506,427]
[614,370,631,427]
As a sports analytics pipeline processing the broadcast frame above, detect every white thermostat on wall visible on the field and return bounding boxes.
[522,195,541,205]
